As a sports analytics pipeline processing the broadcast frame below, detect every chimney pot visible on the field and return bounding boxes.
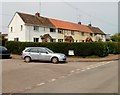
[35,12,40,17]
[88,24,92,26]
[78,22,81,25]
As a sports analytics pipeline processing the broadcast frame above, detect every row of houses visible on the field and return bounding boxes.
[8,12,106,42]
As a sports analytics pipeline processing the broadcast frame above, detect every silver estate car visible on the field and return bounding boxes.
[22,47,66,63]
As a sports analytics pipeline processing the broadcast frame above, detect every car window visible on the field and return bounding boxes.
[30,48,39,53]
[38,48,47,53]
[45,48,54,53]
[0,46,7,51]
[25,48,31,52]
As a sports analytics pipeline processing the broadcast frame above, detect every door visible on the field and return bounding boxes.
[29,48,40,60]
[38,48,51,61]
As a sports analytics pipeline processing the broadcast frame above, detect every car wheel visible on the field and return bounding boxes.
[24,56,31,63]
[51,57,59,64]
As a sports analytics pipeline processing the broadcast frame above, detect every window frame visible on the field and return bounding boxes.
[50,28,56,32]
[10,27,13,32]
[33,26,39,31]
[33,38,39,42]
[21,25,23,31]
[58,39,63,42]
[14,38,19,42]
[58,29,63,34]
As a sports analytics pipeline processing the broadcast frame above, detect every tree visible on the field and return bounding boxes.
[111,33,120,42]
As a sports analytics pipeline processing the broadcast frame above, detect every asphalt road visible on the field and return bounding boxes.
[24,60,118,93]
[2,59,118,93]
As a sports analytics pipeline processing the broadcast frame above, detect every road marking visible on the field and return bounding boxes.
[25,87,32,90]
[86,67,90,70]
[70,70,75,73]
[67,74,72,76]
[76,69,80,71]
[48,78,56,82]
[81,69,86,72]
[36,82,45,86]
[59,76,65,78]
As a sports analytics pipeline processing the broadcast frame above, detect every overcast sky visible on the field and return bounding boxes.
[1,1,118,35]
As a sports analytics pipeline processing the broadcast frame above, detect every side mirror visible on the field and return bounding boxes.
[46,52,48,54]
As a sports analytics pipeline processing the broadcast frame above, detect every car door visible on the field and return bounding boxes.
[38,48,51,61]
[29,48,40,60]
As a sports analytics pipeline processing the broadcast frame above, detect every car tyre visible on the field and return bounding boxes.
[24,56,31,63]
[51,57,59,64]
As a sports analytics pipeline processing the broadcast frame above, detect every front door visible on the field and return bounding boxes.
[38,48,51,61]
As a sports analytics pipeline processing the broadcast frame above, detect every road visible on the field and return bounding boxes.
[2,59,118,93]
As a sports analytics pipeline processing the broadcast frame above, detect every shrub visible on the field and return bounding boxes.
[5,41,119,57]
[106,42,120,54]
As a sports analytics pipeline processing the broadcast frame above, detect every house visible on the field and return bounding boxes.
[8,12,106,42]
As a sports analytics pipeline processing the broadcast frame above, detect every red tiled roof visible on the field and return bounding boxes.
[49,18,93,33]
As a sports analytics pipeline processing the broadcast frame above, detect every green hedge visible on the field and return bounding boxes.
[5,41,120,57]
[106,42,120,54]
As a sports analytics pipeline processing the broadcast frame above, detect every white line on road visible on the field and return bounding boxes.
[76,69,80,71]
[70,70,75,73]
[25,87,32,90]
[81,69,86,72]
[36,82,45,86]
[48,79,56,82]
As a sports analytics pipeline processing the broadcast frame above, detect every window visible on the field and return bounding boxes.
[81,32,85,36]
[34,26,39,31]
[11,27,13,32]
[58,29,63,34]
[52,39,56,42]
[82,40,84,42]
[58,39,63,42]
[21,25,23,31]
[33,38,39,42]
[30,48,39,53]
[71,31,74,35]
[50,28,56,32]
[38,48,47,53]
[44,27,45,32]
[90,33,93,36]
[14,38,19,41]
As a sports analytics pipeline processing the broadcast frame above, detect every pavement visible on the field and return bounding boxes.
[11,54,120,62]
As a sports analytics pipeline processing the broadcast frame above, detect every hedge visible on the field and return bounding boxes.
[5,41,120,57]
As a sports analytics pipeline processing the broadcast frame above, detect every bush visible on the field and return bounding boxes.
[106,42,120,54]
[5,41,119,57]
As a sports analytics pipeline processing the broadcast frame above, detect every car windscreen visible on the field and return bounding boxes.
[0,46,7,51]
[45,48,54,53]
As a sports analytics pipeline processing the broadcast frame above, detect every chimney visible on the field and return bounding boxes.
[88,23,92,26]
[78,22,81,25]
[35,12,40,17]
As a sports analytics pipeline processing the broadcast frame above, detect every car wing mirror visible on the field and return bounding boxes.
[46,52,48,54]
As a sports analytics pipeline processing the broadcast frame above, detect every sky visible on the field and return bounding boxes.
[1,1,118,35]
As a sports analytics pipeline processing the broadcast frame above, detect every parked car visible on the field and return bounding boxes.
[22,47,66,63]
[0,46,11,59]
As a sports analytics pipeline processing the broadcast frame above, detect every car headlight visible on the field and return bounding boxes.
[60,55,65,57]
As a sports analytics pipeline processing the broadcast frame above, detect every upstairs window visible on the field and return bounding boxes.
[90,33,93,36]
[10,27,13,32]
[81,32,85,36]
[33,38,39,42]
[71,31,74,35]
[21,25,23,31]
[58,29,63,34]
[34,26,39,31]
[50,28,56,32]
